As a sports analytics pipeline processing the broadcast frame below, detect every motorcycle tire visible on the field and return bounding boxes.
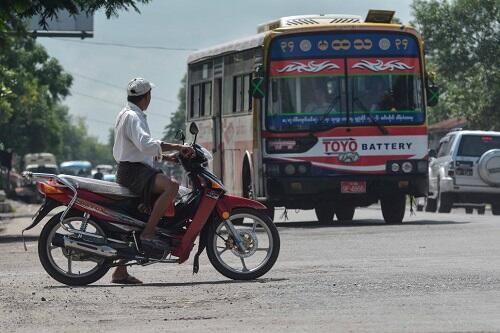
[206,208,280,280]
[38,212,111,286]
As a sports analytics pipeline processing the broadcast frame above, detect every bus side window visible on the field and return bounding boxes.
[190,84,200,118]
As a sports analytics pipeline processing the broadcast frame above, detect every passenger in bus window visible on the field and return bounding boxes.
[363,76,395,111]
[303,79,339,114]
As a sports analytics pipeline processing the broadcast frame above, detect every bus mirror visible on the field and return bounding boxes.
[426,80,439,107]
[189,122,199,135]
[251,76,266,99]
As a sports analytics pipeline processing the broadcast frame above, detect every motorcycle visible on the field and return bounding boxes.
[22,122,280,286]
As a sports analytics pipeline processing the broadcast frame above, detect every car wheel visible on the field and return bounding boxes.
[437,182,452,213]
[492,203,500,216]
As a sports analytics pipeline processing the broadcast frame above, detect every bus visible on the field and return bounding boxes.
[186,10,438,224]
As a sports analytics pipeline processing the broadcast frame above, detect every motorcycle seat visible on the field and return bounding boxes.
[58,174,138,198]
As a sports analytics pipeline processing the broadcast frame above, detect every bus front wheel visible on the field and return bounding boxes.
[381,194,406,224]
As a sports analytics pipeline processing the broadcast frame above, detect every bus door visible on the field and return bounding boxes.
[212,77,223,181]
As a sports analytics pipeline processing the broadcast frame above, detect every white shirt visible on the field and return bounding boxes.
[113,102,162,167]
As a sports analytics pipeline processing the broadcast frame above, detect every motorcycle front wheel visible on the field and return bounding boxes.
[206,208,280,280]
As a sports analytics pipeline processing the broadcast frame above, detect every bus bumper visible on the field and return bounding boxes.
[265,174,428,209]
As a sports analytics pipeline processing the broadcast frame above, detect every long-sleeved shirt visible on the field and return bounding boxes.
[113,102,162,167]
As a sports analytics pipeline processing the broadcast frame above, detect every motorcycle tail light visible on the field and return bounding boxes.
[38,182,65,195]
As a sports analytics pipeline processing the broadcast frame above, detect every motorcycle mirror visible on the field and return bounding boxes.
[189,122,199,135]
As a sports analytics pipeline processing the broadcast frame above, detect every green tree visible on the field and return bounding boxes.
[411,0,500,129]
[163,74,187,142]
[0,0,151,167]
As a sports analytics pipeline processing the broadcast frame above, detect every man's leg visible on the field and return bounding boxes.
[141,174,179,239]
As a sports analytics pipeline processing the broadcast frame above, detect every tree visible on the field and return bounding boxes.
[411,0,500,129]
[0,0,152,168]
[163,74,187,142]
[0,1,151,32]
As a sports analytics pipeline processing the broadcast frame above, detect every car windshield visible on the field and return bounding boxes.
[457,135,500,157]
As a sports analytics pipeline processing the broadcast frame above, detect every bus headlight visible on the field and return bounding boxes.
[284,164,296,175]
[391,162,400,172]
[297,164,308,174]
[402,161,413,173]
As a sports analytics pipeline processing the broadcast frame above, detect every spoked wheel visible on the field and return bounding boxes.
[206,208,280,280]
[38,212,110,286]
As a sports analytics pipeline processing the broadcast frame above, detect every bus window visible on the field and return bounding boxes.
[201,82,212,117]
[190,84,200,118]
[233,74,253,113]
[233,76,242,112]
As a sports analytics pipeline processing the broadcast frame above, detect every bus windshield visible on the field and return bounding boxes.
[266,32,425,132]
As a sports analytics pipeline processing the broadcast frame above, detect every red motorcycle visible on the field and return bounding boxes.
[23,123,280,286]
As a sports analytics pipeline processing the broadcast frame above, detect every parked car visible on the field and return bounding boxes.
[426,129,500,214]
[59,161,92,177]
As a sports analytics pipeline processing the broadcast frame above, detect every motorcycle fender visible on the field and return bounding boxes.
[23,198,62,232]
[216,194,267,217]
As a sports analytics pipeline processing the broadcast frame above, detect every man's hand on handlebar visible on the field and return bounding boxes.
[179,146,195,159]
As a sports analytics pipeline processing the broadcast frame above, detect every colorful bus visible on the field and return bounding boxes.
[186,11,437,224]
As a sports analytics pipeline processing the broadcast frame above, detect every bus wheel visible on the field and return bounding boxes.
[335,205,355,221]
[315,206,335,224]
[381,194,406,224]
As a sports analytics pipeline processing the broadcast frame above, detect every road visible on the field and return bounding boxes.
[1,204,500,332]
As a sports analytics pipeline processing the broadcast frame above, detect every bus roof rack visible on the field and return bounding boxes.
[257,14,362,33]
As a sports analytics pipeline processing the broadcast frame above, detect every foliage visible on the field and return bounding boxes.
[0,1,151,168]
[163,74,187,142]
[0,0,151,33]
[411,0,500,129]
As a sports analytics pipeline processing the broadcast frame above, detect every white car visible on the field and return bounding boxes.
[426,129,500,214]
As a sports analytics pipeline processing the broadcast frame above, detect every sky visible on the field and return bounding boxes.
[38,0,415,143]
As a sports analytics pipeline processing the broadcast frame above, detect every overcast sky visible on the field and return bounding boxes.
[38,0,415,142]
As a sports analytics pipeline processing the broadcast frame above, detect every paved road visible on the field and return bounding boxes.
[1,205,500,332]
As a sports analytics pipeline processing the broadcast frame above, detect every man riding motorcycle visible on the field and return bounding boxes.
[111,77,194,284]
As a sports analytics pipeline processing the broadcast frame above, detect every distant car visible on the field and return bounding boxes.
[426,129,500,215]
[60,161,92,177]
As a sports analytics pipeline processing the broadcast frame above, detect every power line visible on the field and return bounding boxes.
[70,71,177,104]
[50,38,197,51]
[71,91,170,119]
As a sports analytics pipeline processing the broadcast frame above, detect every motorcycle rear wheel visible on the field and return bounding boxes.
[38,212,111,286]
[206,208,280,280]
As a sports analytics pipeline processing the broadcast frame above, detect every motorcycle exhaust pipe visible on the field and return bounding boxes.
[52,233,118,258]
